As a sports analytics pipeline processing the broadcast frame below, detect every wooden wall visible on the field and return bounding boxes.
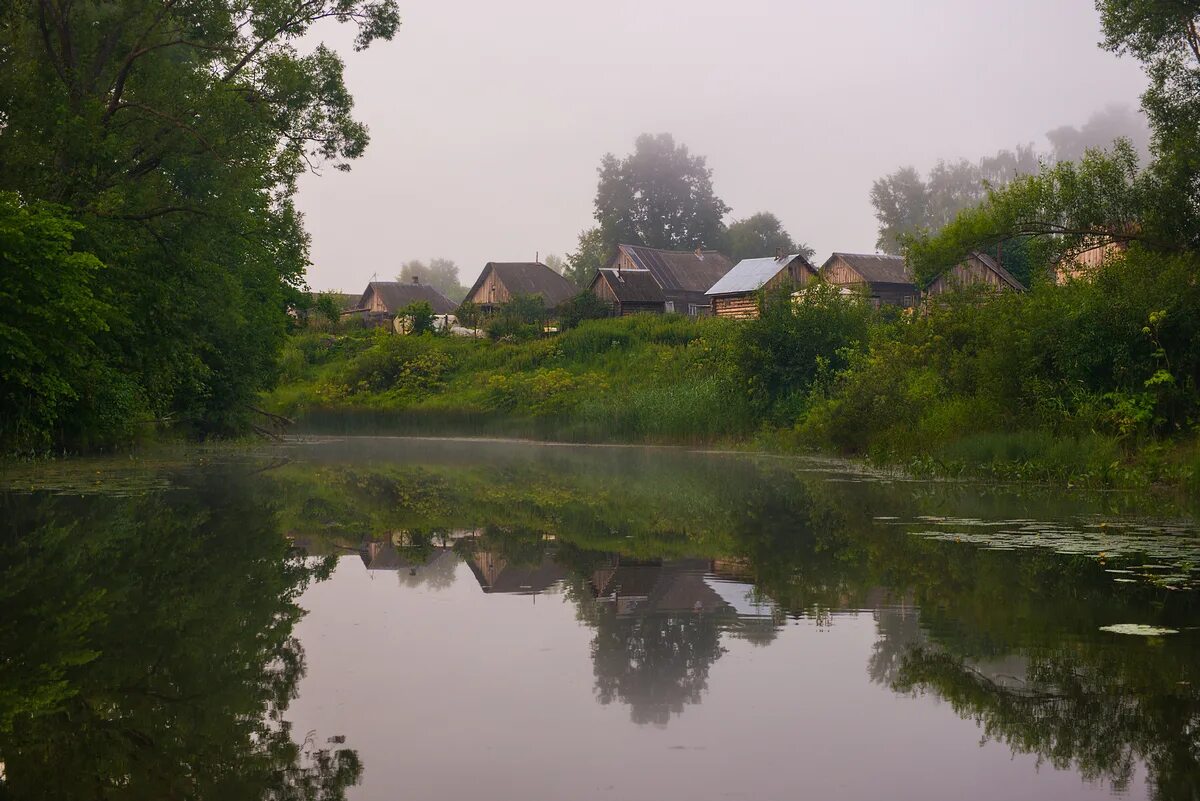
[926,254,1018,296]
[465,268,510,307]
[713,295,760,319]
[1056,241,1126,284]
[822,255,864,288]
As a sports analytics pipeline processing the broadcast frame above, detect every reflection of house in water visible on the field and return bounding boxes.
[588,556,780,623]
[357,541,459,589]
[466,552,569,595]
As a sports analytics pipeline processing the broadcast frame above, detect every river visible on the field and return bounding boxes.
[1,436,1197,800]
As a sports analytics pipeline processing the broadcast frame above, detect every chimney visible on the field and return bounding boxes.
[412,274,419,285]
[775,247,784,261]
[694,247,704,259]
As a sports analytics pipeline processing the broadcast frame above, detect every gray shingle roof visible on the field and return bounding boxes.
[827,253,912,285]
[466,262,577,307]
[617,244,733,294]
[593,269,665,303]
[356,281,457,315]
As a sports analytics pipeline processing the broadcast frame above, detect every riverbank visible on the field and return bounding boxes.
[262,274,1200,497]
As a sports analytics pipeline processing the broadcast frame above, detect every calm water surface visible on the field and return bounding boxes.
[2,437,1198,800]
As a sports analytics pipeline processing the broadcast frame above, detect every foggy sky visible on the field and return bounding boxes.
[297,0,1149,292]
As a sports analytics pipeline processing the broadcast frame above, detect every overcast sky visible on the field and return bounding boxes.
[297,0,1149,292]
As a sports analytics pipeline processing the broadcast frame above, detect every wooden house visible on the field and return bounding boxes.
[463,261,577,312]
[344,278,456,325]
[1055,239,1128,284]
[600,244,734,316]
[820,252,919,308]
[924,251,1024,297]
[589,268,666,315]
[705,252,818,319]
[466,552,568,594]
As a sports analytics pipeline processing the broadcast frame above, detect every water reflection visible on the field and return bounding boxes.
[2,437,1198,800]
[0,473,360,801]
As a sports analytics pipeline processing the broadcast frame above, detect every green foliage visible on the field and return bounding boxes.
[399,301,436,336]
[557,291,613,330]
[564,227,611,289]
[315,293,344,327]
[595,133,730,252]
[735,283,871,423]
[725,211,813,262]
[0,0,397,451]
[486,295,548,341]
[0,193,121,451]
[905,142,1146,286]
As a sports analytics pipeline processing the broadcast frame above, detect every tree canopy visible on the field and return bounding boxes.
[398,258,466,302]
[0,0,398,450]
[725,212,813,263]
[594,133,729,253]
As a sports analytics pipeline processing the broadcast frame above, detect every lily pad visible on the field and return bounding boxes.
[1098,624,1180,636]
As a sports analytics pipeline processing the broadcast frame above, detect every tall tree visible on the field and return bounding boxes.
[725,212,814,262]
[398,258,466,301]
[1098,0,1200,249]
[564,227,610,289]
[0,0,398,449]
[870,166,931,253]
[543,253,567,274]
[593,133,730,252]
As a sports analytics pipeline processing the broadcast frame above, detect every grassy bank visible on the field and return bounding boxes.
[265,254,1200,494]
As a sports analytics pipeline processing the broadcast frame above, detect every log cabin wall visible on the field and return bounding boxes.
[712,295,760,319]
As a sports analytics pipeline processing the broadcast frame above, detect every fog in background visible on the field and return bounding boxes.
[297,0,1148,292]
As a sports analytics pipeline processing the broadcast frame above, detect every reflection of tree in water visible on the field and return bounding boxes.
[889,643,1200,800]
[866,607,925,686]
[0,473,361,801]
[590,610,726,727]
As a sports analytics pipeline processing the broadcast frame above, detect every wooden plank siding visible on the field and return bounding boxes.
[712,295,759,319]
[925,253,1021,296]
[464,269,511,308]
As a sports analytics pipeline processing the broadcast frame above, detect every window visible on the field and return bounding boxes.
[664,301,675,313]
[688,304,700,316]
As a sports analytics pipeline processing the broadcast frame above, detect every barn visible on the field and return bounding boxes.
[602,244,734,316]
[705,252,819,319]
[820,252,919,308]
[924,251,1025,297]
[345,278,457,325]
[463,262,577,312]
[589,268,666,315]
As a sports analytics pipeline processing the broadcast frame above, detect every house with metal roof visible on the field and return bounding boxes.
[463,262,577,312]
[600,244,734,316]
[705,252,818,319]
[345,278,458,323]
[589,268,666,316]
[820,253,919,308]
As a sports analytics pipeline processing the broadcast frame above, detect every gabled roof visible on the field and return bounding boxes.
[615,244,733,294]
[824,252,912,286]
[968,251,1025,291]
[706,254,814,296]
[466,262,577,307]
[356,281,457,315]
[592,268,665,303]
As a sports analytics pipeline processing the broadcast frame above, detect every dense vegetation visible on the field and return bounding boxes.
[269,247,1199,491]
[0,0,397,452]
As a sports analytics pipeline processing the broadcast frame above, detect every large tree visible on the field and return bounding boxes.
[0,0,398,449]
[1098,0,1200,249]
[725,212,813,263]
[563,227,610,289]
[398,258,466,301]
[593,133,729,252]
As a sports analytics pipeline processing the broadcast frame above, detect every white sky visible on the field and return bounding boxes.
[296,0,1148,292]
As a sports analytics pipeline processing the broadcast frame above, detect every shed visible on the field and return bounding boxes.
[706,253,819,319]
[820,252,918,308]
[604,244,734,316]
[924,251,1025,297]
[463,262,577,311]
[345,279,457,324]
[589,268,666,315]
